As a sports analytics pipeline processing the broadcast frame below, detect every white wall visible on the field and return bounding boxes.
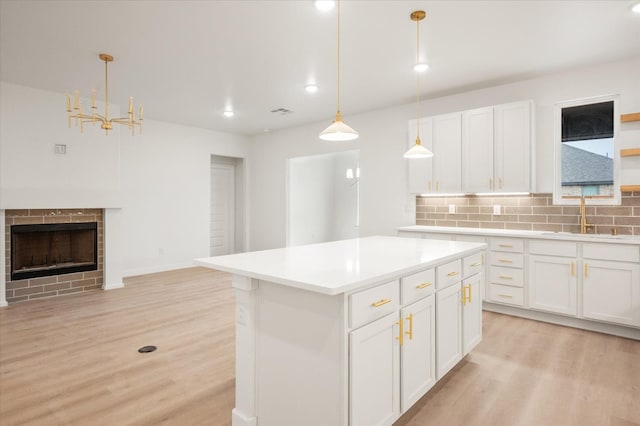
[248,56,640,250]
[0,82,251,277]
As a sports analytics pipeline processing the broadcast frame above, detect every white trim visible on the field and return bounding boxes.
[123,262,195,278]
[0,210,6,307]
[553,94,621,206]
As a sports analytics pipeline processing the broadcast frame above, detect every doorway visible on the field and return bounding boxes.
[211,156,245,256]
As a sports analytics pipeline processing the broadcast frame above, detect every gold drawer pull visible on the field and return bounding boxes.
[584,263,589,278]
[499,244,513,248]
[447,271,459,277]
[498,259,513,263]
[499,275,513,280]
[498,293,513,298]
[371,299,391,308]
[416,282,432,289]
[470,261,482,267]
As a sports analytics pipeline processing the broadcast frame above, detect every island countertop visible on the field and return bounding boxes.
[195,235,486,295]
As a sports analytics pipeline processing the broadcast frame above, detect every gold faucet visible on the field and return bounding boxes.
[579,196,594,234]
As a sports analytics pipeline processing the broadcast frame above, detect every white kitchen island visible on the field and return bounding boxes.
[195,236,487,426]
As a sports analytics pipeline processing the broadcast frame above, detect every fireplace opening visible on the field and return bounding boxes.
[11,222,98,281]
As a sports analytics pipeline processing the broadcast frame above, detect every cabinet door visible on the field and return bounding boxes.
[350,312,400,426]
[494,101,531,192]
[528,255,577,316]
[583,260,640,327]
[436,282,463,379]
[462,107,494,193]
[433,113,462,193]
[408,118,434,194]
[462,273,483,355]
[401,296,436,411]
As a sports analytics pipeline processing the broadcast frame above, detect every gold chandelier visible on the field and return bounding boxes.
[66,53,143,136]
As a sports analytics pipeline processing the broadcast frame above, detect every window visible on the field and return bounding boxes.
[553,95,620,205]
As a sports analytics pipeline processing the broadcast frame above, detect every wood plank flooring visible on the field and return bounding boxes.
[1,267,638,425]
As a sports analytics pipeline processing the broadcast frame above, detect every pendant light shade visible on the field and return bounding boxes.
[404,11,433,159]
[320,111,359,141]
[319,0,359,141]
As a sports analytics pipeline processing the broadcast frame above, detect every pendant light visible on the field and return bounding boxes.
[404,11,433,159]
[319,0,359,141]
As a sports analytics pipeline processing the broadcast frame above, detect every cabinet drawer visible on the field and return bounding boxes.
[490,251,524,268]
[583,243,639,263]
[490,238,524,253]
[529,240,576,257]
[489,283,524,306]
[436,259,462,290]
[463,252,484,278]
[490,266,524,287]
[401,268,435,305]
[350,280,400,329]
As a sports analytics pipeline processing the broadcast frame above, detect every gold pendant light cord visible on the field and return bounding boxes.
[416,16,420,141]
[337,0,341,116]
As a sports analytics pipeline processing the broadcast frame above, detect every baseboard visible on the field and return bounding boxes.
[0,301,8,308]
[102,282,125,290]
[483,302,640,341]
[231,409,257,426]
[123,261,194,278]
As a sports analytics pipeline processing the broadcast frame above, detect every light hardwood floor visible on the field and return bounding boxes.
[0,267,638,426]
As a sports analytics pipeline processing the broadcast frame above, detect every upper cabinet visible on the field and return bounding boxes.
[409,100,534,195]
[408,113,462,194]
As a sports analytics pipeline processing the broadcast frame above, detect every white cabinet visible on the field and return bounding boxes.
[528,255,577,316]
[436,282,463,379]
[488,237,525,306]
[462,272,483,354]
[350,312,400,426]
[400,296,436,411]
[494,101,532,192]
[408,113,461,194]
[582,243,640,327]
[461,101,533,194]
[462,107,494,193]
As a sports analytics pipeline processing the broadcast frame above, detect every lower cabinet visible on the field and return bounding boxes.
[350,312,400,426]
[349,296,437,426]
[462,273,483,354]
[528,254,577,316]
[436,283,463,379]
[583,259,640,327]
[401,296,436,411]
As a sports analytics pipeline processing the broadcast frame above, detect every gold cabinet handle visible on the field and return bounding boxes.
[498,293,513,298]
[498,177,503,189]
[396,317,404,346]
[447,271,459,277]
[584,263,589,278]
[461,286,467,306]
[499,244,513,248]
[571,262,575,276]
[498,259,513,263]
[371,298,391,308]
[470,261,482,267]
[468,284,472,303]
[436,181,440,192]
[405,313,414,341]
[489,178,493,190]
[428,181,432,192]
[499,275,513,280]
[416,282,432,289]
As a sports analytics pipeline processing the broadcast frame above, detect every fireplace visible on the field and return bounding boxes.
[11,222,98,281]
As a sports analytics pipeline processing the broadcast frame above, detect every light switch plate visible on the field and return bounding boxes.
[493,205,501,215]
[449,204,456,214]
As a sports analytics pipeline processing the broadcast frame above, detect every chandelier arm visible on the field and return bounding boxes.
[111,117,141,124]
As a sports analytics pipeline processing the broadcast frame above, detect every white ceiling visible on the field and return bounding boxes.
[1,1,639,136]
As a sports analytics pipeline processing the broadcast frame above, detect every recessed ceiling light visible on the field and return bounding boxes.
[315,1,335,11]
[633,2,640,13]
[414,63,429,72]
[305,84,319,93]
[223,110,234,118]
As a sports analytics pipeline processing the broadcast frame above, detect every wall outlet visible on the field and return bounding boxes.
[54,144,67,155]
[449,204,456,214]
[493,205,501,215]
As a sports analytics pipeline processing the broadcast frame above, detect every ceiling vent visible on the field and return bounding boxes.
[271,108,293,115]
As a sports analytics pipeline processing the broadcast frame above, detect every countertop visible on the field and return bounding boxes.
[398,225,640,245]
[195,236,486,295]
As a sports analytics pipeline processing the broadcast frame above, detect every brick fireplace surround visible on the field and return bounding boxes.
[4,209,104,303]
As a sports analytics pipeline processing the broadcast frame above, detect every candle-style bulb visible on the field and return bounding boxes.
[139,105,143,121]
[128,96,133,114]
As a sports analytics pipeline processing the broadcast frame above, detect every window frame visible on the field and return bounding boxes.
[553,94,620,206]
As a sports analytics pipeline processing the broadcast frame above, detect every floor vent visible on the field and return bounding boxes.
[138,345,157,353]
